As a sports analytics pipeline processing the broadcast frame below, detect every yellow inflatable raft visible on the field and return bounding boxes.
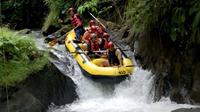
[65,29,134,78]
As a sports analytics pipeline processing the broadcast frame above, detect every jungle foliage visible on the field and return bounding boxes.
[1,0,47,29]
[0,28,48,87]
[42,0,73,31]
[125,0,200,98]
[125,0,200,44]
[77,0,98,14]
[42,0,99,31]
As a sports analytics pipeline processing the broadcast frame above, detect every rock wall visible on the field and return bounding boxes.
[0,62,78,112]
[104,21,200,105]
[172,108,200,112]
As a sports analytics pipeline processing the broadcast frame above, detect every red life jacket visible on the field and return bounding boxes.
[84,27,98,42]
[89,40,99,51]
[85,32,91,42]
[104,39,109,49]
[70,13,83,27]
[97,25,104,34]
[90,26,98,33]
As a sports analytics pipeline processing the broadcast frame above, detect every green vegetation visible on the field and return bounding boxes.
[0,28,48,87]
[42,0,70,31]
[125,0,200,97]
[77,0,98,14]
[126,0,200,44]
[42,0,99,31]
[1,0,47,29]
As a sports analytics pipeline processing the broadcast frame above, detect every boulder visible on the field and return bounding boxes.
[0,62,78,112]
[172,108,200,112]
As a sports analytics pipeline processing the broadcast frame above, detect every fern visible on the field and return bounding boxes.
[0,28,48,87]
[126,0,200,44]
[77,0,98,15]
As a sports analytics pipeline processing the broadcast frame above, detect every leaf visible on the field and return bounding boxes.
[192,11,200,28]
[170,28,177,42]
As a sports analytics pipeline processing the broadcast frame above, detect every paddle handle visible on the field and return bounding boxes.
[88,12,106,29]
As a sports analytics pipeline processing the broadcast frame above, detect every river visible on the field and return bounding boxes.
[34,38,196,112]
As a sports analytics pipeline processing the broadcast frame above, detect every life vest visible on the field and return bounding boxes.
[84,27,99,42]
[97,25,104,34]
[88,40,99,51]
[104,39,109,49]
[108,49,120,65]
[89,26,98,33]
[70,13,83,27]
[85,33,91,42]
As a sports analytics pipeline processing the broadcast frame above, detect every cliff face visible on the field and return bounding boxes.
[0,62,78,112]
[102,19,200,105]
[130,26,200,104]
[122,0,200,104]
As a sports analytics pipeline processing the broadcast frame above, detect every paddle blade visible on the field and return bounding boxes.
[48,39,57,46]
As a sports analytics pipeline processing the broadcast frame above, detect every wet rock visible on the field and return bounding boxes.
[190,65,200,103]
[107,21,200,105]
[171,108,200,112]
[17,29,32,34]
[0,62,78,112]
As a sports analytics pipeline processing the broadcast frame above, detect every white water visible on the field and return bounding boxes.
[33,39,196,112]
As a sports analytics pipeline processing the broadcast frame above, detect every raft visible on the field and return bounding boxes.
[65,29,134,78]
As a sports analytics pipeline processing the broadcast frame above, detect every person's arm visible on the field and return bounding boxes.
[116,49,123,66]
[82,31,89,42]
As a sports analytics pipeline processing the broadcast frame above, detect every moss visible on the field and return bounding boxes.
[0,28,48,87]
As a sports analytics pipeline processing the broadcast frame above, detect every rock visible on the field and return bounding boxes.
[171,108,200,112]
[0,89,45,112]
[0,62,78,112]
[17,29,32,34]
[190,65,200,103]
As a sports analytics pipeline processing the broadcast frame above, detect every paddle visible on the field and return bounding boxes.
[47,25,79,47]
[125,65,135,67]
[71,50,107,54]
[88,12,132,58]
[88,12,106,29]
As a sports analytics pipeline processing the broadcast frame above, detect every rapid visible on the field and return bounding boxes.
[34,37,196,112]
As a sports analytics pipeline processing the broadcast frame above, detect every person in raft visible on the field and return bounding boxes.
[87,33,101,58]
[107,42,123,66]
[58,7,85,41]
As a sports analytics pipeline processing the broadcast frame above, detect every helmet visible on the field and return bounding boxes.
[68,7,74,13]
[89,20,96,27]
[103,33,109,39]
[108,42,114,48]
[90,26,97,33]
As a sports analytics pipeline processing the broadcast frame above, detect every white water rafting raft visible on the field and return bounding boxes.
[65,29,134,78]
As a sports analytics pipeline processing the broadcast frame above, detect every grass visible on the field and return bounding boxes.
[0,27,48,87]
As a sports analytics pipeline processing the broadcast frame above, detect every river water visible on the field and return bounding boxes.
[34,38,196,112]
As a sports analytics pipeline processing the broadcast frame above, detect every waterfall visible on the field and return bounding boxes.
[43,44,195,112]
